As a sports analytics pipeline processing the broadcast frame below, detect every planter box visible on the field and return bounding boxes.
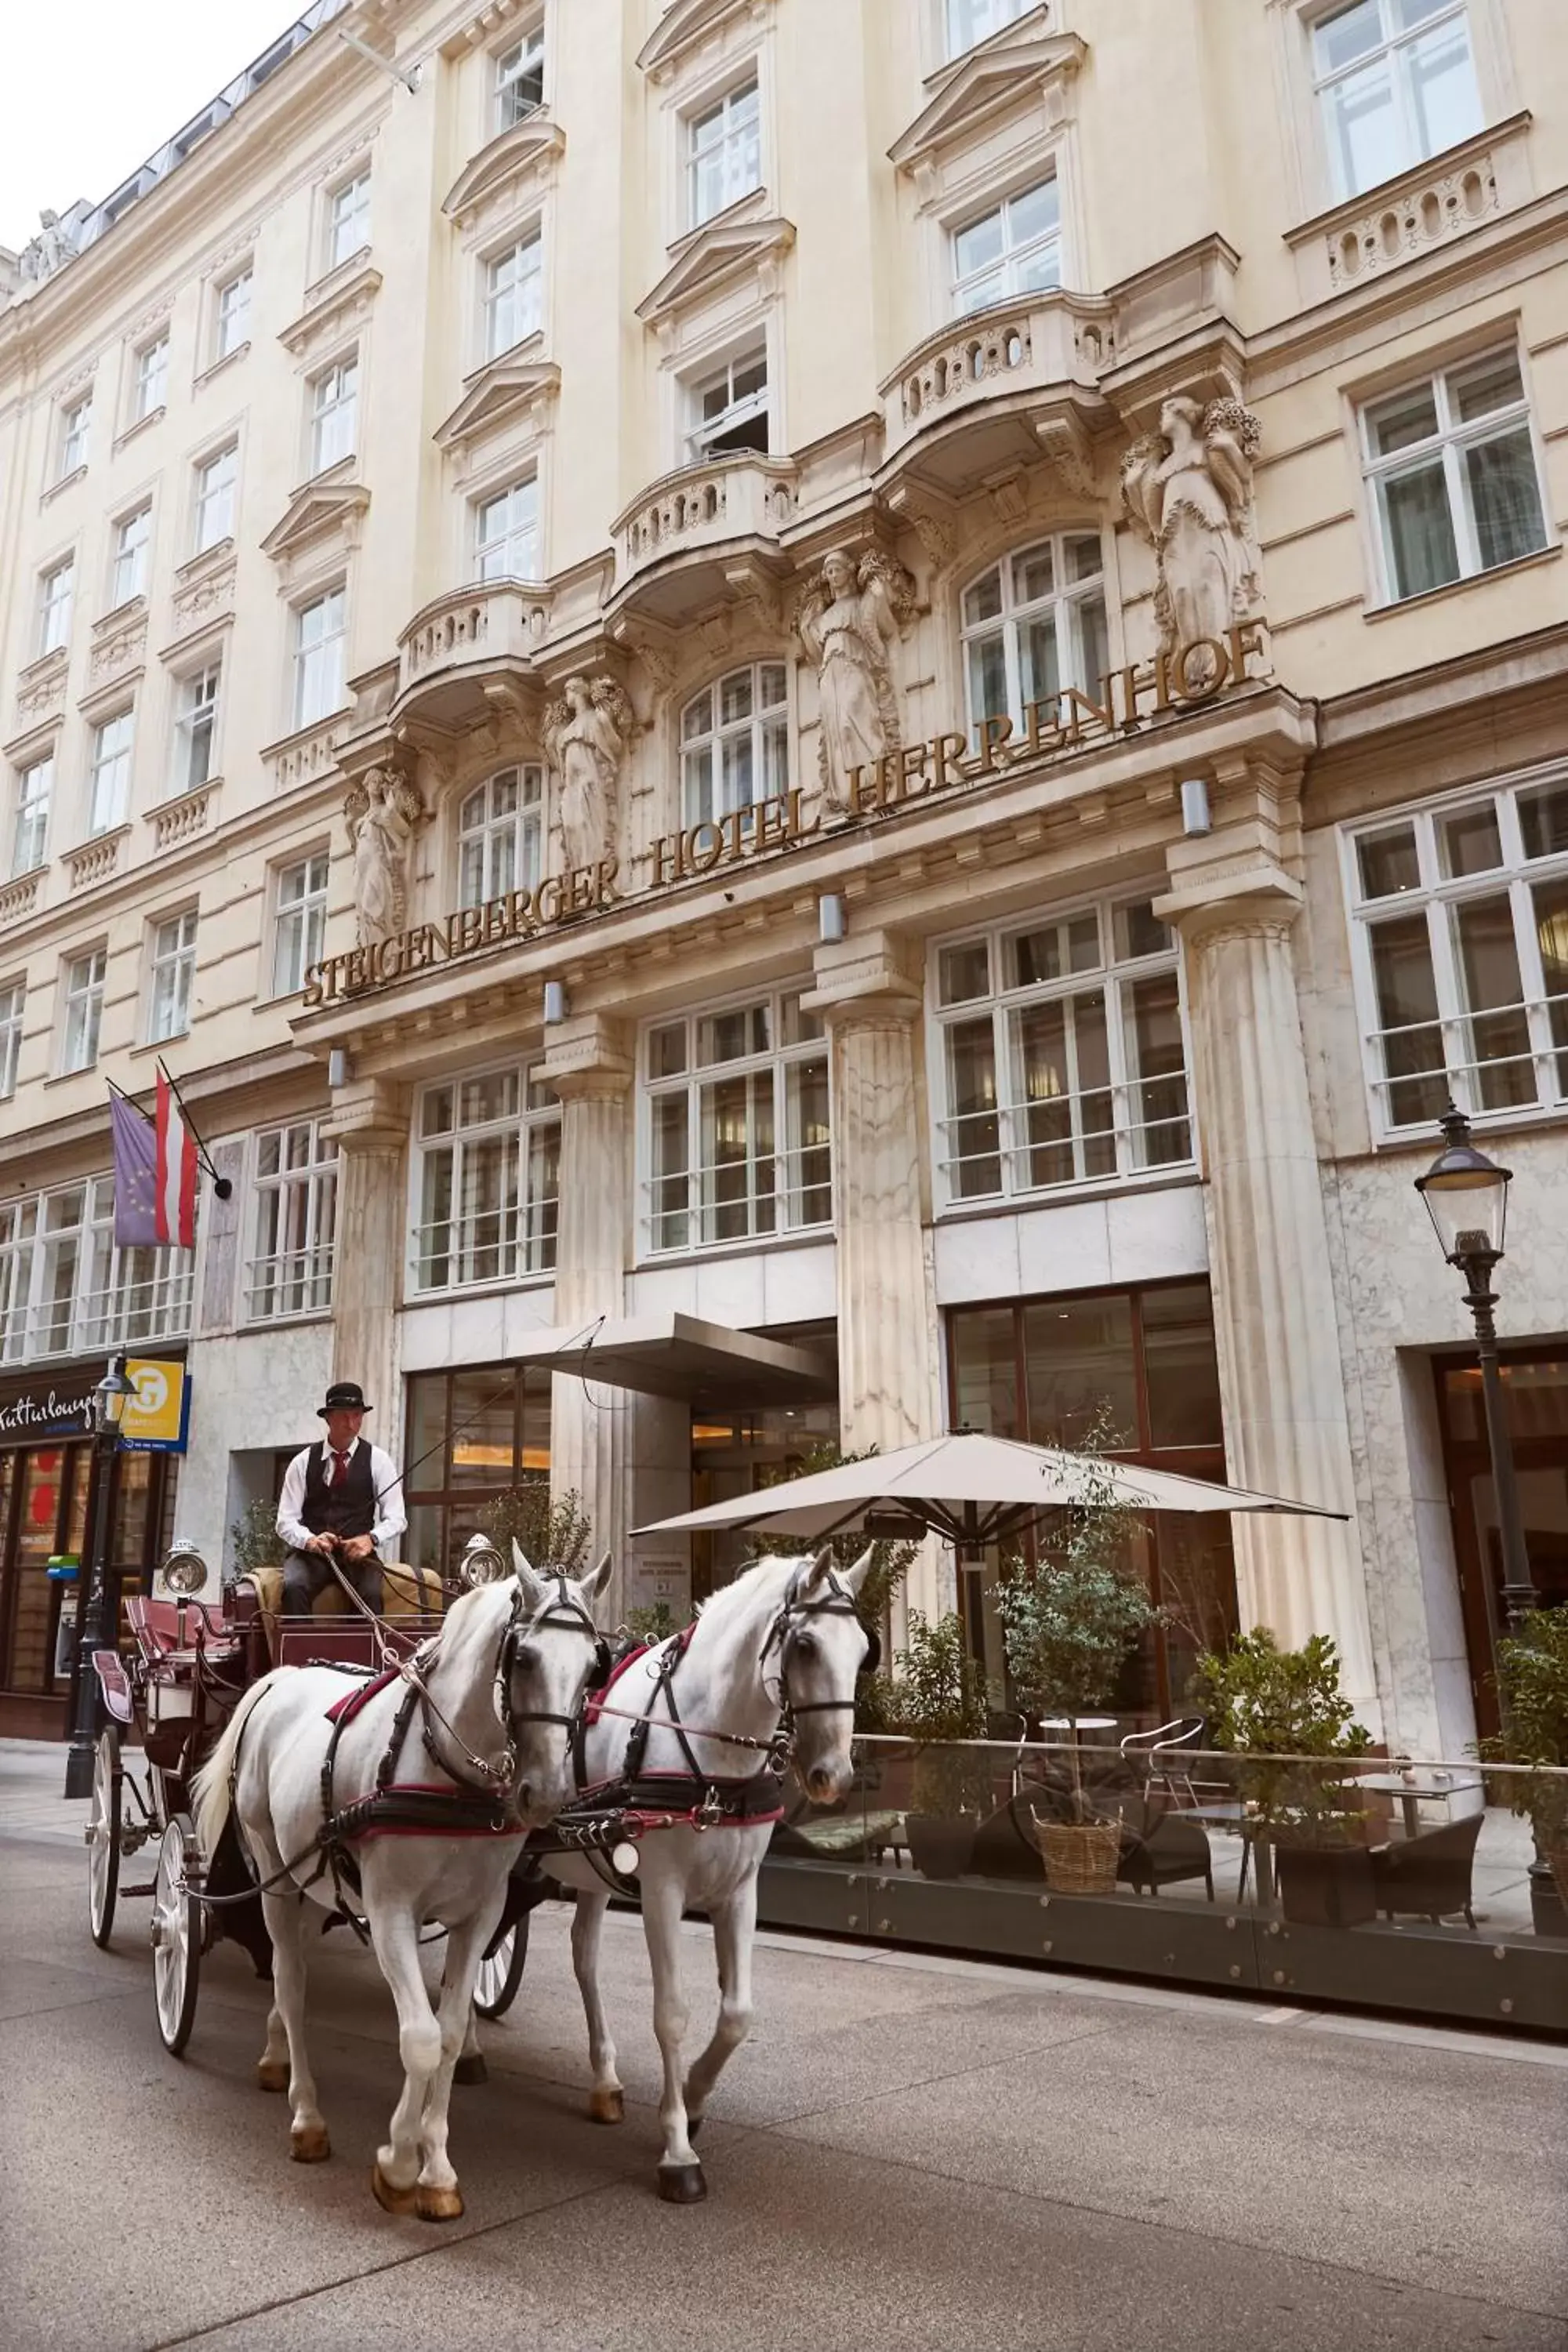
[1274,1842,1377,1929]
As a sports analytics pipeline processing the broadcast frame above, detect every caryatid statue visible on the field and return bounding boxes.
[542,675,635,873]
[795,547,917,815]
[344,764,424,946]
[1120,395,1263,677]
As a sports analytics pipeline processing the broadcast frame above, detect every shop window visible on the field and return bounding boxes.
[1312,0,1480,201]
[401,1363,552,1577]
[1346,775,1568,1134]
[1360,348,1548,604]
[643,989,831,1254]
[413,1064,560,1291]
[246,1120,337,1323]
[931,894,1192,1208]
[960,534,1109,744]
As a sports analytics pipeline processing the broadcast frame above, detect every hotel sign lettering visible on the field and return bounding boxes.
[303,622,1268,1008]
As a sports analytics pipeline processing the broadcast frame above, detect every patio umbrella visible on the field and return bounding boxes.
[633,1429,1346,1552]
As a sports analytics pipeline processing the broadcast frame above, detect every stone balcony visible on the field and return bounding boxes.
[877,290,1116,499]
[0,869,43,929]
[394,579,553,728]
[67,828,128,894]
[150,782,217,851]
[1284,114,1533,307]
[609,455,800,620]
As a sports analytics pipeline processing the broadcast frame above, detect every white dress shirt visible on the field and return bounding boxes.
[275,1434,407,1555]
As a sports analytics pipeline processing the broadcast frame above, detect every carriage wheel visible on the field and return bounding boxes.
[87,1726,122,1948]
[473,1915,529,2020]
[151,1814,201,2055]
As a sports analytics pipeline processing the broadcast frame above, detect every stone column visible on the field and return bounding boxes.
[321,1080,408,1465]
[1161,877,1379,1725]
[805,929,946,1633]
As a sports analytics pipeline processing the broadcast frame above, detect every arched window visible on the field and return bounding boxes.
[960,534,1109,741]
[457,766,543,909]
[680,663,787,827]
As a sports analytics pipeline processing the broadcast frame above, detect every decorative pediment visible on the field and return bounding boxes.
[277,260,383,361]
[637,206,795,325]
[434,351,561,456]
[261,473,372,564]
[890,33,1087,174]
[637,0,774,82]
[441,115,566,228]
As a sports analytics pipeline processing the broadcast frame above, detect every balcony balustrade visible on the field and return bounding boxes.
[880,292,1113,472]
[395,579,552,711]
[611,455,799,602]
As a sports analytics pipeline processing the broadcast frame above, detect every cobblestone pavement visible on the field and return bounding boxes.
[3,1739,1566,2352]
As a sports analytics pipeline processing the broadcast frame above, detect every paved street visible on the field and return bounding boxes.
[3,1739,1566,2352]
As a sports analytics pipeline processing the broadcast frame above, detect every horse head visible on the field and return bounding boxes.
[775,1543,877,1806]
[499,1544,612,1824]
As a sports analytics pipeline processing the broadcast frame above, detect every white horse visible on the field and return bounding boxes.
[549,1545,873,2202]
[193,1551,609,2221]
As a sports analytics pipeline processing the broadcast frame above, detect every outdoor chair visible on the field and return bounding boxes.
[1370,1810,1483,1929]
[1120,1716,1206,1808]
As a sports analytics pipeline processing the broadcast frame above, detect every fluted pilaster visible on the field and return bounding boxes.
[321,1080,408,1461]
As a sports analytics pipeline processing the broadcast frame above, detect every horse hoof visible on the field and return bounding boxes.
[453,2053,488,2087]
[372,2163,419,2216]
[657,2162,707,2205]
[416,2183,465,2223]
[589,2086,624,2125]
[290,2125,331,2164]
[256,2059,289,2094]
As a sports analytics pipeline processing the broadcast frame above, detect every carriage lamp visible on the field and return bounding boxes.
[460,1534,508,1588]
[91,1354,136,1436]
[161,1541,212,1597]
[64,1354,136,1798]
[1415,1101,1535,1633]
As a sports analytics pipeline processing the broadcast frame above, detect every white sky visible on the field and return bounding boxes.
[0,1,311,254]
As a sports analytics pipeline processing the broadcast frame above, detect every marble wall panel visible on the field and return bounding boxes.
[1015,1196,1113,1297]
[932,1213,1023,1306]
[1105,1181,1210,1285]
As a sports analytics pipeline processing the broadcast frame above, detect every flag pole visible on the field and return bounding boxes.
[155,1060,233,1200]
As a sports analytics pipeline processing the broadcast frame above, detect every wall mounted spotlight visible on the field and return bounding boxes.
[327,1047,349,1088]
[543,978,568,1025]
[818,893,847,945]
[1180,778,1212,837]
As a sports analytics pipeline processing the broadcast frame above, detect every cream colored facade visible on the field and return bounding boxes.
[3,0,1567,1752]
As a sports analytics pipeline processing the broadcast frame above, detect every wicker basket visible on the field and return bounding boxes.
[1033,1816,1121,1896]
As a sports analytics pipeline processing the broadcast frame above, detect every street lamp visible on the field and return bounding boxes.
[62,1355,136,1800]
[1415,1101,1537,1636]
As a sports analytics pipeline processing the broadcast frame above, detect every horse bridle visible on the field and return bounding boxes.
[762,1565,879,1725]
[419,1573,604,1795]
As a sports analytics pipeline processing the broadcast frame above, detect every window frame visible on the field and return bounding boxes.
[1359,344,1551,608]
[132,334,169,424]
[87,709,135,837]
[411,1061,561,1294]
[1342,771,1568,1139]
[192,441,238,554]
[944,0,1033,63]
[8,1172,193,1360]
[326,169,372,272]
[949,172,1064,318]
[639,985,833,1259]
[246,1118,339,1323]
[958,531,1112,746]
[146,908,198,1045]
[12,757,52,877]
[270,849,330,999]
[292,584,347,731]
[685,74,763,230]
[1308,0,1482,204]
[493,21,545,132]
[57,394,93,480]
[171,661,221,798]
[214,265,253,361]
[679,662,789,829]
[60,947,108,1075]
[685,343,770,464]
[0,980,22,1100]
[927,892,1197,1214]
[308,355,359,477]
[109,503,152,610]
[481,227,543,363]
[38,557,74,658]
[472,474,539,583]
[456,766,544,910]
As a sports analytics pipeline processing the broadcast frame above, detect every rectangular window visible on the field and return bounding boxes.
[147,909,198,1044]
[0,1196,38,1359]
[193,443,238,553]
[643,989,830,1254]
[294,587,346,729]
[38,558,74,656]
[58,395,92,477]
[247,1120,338,1321]
[61,949,107,1073]
[272,851,329,996]
[414,1065,561,1290]
[328,171,371,270]
[952,176,1062,315]
[401,1363,553,1574]
[111,505,151,608]
[133,336,169,422]
[457,768,543,909]
[495,26,544,129]
[310,358,358,474]
[1363,349,1548,604]
[172,664,220,796]
[474,477,539,582]
[88,711,134,836]
[687,347,768,463]
[1348,778,1568,1131]
[933,897,1192,1207]
[215,267,252,358]
[681,663,788,826]
[946,0,1031,56]
[13,759,51,877]
[484,233,543,360]
[0,982,22,1100]
[1313,0,1482,201]
[75,1174,193,1351]
[688,78,760,227]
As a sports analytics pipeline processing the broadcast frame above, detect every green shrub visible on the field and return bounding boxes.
[1479,1606,1568,1849]
[476,1480,594,1577]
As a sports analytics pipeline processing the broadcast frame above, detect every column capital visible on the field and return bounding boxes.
[321,1076,407,1153]
[1153,868,1302,954]
[540,1011,634,1100]
[802,926,924,1029]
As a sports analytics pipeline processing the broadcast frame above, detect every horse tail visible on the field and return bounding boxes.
[192,1675,278,1859]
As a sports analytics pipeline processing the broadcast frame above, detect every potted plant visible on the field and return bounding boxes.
[994,1428,1160,1896]
[1193,1628,1374,1927]
[869,1610,992,1878]
[477,1478,593,1574]
[1479,1607,1568,1933]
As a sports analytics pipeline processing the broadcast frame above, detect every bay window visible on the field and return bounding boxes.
[415,1065,560,1290]
[644,990,831,1254]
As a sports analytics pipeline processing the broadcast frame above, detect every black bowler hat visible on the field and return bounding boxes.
[318,1382,372,1418]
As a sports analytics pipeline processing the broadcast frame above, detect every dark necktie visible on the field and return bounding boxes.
[329,1448,348,1487]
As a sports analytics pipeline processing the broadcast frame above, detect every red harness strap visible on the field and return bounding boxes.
[325,1667,400,1727]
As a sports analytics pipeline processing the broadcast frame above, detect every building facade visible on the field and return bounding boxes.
[2,0,1566,1747]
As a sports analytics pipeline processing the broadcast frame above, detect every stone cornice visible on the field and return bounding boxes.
[434,347,561,454]
[441,116,565,227]
[889,31,1086,172]
[636,205,795,325]
[636,0,774,81]
[276,257,383,361]
[260,472,372,564]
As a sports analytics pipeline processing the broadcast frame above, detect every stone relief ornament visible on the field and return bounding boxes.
[541,675,636,872]
[794,548,917,814]
[344,764,424,945]
[1120,395,1263,673]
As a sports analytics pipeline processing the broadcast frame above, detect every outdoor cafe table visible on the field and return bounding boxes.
[1356,1769,1483,1842]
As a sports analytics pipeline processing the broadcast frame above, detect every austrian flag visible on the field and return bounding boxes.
[109,1070,198,1249]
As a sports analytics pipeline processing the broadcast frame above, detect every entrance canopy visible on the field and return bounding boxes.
[509,1311,836,1410]
[634,1429,1347,1548]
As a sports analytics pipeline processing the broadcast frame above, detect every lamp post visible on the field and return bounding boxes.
[63,1354,136,1800]
[1414,1102,1537,1638]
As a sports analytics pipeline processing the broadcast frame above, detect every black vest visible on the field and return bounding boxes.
[301,1442,376,1541]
